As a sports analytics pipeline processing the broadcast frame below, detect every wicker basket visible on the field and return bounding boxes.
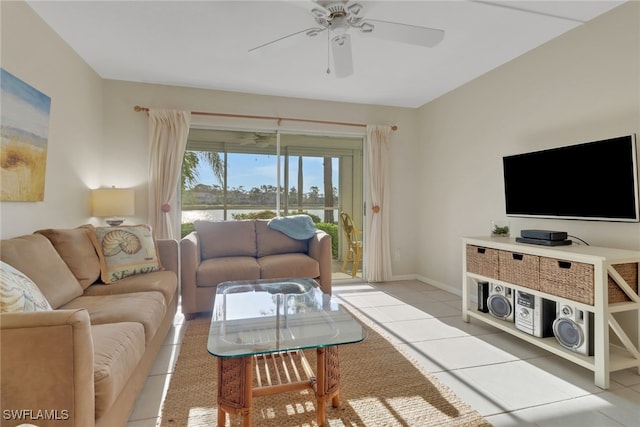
[539,257,594,305]
[608,263,639,303]
[466,245,499,279]
[498,250,540,290]
[540,259,639,305]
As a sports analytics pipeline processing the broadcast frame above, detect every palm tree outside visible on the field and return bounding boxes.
[182,151,224,189]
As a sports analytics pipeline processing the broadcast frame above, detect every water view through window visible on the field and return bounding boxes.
[181,152,339,223]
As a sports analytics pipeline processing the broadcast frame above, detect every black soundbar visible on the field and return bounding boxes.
[520,229,568,241]
[516,237,572,246]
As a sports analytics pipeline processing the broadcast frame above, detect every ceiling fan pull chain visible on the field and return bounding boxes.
[326,28,331,75]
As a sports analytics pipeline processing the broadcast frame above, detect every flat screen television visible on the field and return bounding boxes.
[502,134,639,222]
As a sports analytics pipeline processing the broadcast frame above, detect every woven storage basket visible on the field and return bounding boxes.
[466,245,499,279]
[498,250,540,290]
[539,257,594,305]
[608,263,639,303]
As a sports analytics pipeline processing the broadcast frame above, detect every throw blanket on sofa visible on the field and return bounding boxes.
[268,215,317,240]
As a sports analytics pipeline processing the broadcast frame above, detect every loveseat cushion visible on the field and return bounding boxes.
[83,270,177,304]
[61,292,166,343]
[92,322,146,418]
[35,225,101,289]
[197,257,260,287]
[258,253,320,280]
[255,220,309,257]
[0,234,84,309]
[195,220,257,259]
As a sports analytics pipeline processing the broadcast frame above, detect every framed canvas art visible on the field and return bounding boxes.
[1,68,51,201]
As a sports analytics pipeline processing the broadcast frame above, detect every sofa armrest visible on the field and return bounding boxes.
[180,232,201,316]
[308,230,332,294]
[1,309,95,427]
[157,238,179,276]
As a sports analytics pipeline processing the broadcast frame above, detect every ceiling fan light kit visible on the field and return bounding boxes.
[250,0,445,78]
[331,33,353,77]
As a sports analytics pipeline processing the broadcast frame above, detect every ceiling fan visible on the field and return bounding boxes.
[248,0,445,78]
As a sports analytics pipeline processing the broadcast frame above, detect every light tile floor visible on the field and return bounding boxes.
[127,280,640,427]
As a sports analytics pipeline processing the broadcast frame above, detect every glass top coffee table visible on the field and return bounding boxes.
[207,278,366,427]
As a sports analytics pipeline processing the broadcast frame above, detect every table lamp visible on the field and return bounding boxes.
[92,187,135,226]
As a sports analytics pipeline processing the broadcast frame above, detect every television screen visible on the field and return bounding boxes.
[503,134,639,222]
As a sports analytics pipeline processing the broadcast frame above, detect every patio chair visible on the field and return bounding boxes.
[339,211,363,277]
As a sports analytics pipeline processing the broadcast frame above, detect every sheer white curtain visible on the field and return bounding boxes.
[364,125,393,282]
[147,109,191,239]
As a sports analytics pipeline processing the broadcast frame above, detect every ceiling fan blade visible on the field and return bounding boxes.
[248,27,325,52]
[331,33,354,78]
[361,19,444,47]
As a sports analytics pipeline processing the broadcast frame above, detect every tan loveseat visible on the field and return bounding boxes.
[180,219,332,316]
[0,226,179,427]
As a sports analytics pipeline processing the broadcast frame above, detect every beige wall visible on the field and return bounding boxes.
[416,1,640,292]
[1,1,104,238]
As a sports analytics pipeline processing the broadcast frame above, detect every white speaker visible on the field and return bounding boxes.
[553,305,594,356]
[487,283,514,322]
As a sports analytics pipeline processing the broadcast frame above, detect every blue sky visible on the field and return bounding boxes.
[195,154,338,194]
[1,68,51,140]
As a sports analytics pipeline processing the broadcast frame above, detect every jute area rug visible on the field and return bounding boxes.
[160,307,491,427]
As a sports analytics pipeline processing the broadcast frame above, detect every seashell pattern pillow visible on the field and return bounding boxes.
[1,260,53,312]
[89,224,163,284]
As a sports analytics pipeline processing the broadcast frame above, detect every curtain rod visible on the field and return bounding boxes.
[133,105,398,131]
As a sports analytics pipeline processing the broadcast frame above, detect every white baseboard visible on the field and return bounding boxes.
[387,273,418,282]
[412,274,461,297]
[389,274,480,306]
[388,274,462,296]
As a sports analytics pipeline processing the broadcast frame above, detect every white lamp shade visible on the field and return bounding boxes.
[92,188,135,217]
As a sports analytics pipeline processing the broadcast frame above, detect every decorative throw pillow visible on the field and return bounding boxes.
[0,261,53,312]
[88,224,163,284]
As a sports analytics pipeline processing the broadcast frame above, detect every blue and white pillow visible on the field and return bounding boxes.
[0,261,52,312]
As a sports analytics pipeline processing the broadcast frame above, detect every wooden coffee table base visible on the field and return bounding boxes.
[217,346,340,427]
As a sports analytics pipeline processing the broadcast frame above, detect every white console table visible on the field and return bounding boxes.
[462,236,640,389]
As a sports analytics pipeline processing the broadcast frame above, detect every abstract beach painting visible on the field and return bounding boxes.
[1,68,51,201]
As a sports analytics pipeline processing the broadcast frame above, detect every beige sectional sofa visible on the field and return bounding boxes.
[180,219,332,316]
[0,226,179,427]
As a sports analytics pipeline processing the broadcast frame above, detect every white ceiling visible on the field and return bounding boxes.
[26,0,626,108]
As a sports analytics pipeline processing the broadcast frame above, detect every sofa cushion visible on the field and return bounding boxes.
[91,322,146,418]
[197,257,261,287]
[0,234,84,309]
[35,225,101,289]
[258,253,320,280]
[61,292,166,343]
[88,224,162,284]
[255,220,309,257]
[83,270,177,304]
[0,261,52,312]
[194,220,257,259]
